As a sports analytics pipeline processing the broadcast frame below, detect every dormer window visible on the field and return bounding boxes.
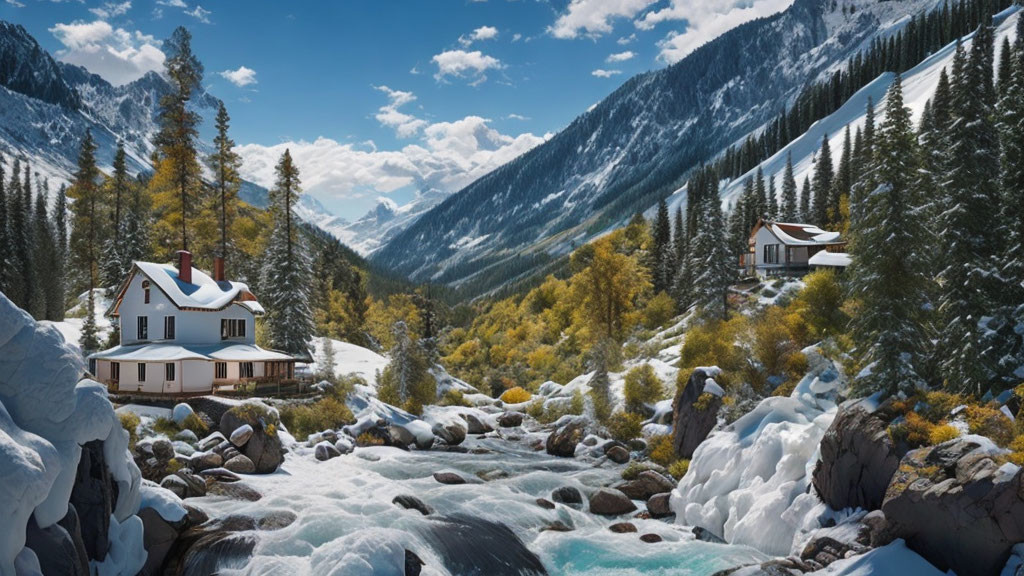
[142,280,151,304]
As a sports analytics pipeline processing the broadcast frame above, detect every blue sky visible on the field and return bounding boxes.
[1,0,794,219]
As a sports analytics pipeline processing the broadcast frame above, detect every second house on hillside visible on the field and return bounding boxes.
[741,219,849,276]
[89,251,298,396]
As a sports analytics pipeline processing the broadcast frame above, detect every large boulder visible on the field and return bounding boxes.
[615,470,675,500]
[24,512,89,576]
[460,413,493,435]
[137,507,180,576]
[220,403,284,474]
[881,438,1024,576]
[432,421,466,446]
[812,407,900,511]
[672,368,723,459]
[546,418,586,458]
[69,440,113,561]
[588,488,637,516]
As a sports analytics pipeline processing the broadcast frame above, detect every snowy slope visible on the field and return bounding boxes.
[373,0,943,296]
[662,6,1022,215]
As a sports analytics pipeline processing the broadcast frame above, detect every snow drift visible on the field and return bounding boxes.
[0,294,143,575]
[671,347,846,557]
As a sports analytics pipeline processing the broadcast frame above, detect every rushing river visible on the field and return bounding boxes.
[194,434,766,576]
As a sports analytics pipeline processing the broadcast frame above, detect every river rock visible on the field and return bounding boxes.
[812,407,899,511]
[172,402,195,425]
[229,424,254,447]
[197,432,227,452]
[432,421,467,446]
[609,522,637,533]
[433,472,467,485]
[191,451,223,472]
[334,437,354,455]
[551,486,583,506]
[543,521,574,532]
[152,438,175,461]
[197,467,241,483]
[175,429,199,444]
[69,440,113,561]
[388,425,417,449]
[257,510,298,530]
[137,507,179,576]
[606,445,630,464]
[315,441,342,461]
[425,515,547,575]
[24,513,89,576]
[206,481,262,502]
[800,526,870,569]
[405,550,425,576]
[461,413,493,435]
[546,418,586,458]
[589,488,637,516]
[693,526,726,544]
[647,493,673,518]
[640,533,663,543]
[223,454,256,474]
[536,498,555,510]
[672,368,722,459]
[616,470,675,500]
[159,475,190,499]
[882,438,1024,576]
[497,411,524,427]
[394,495,434,516]
[173,470,207,498]
[172,441,195,457]
[220,403,284,474]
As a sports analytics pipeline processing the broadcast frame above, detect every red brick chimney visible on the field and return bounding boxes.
[213,256,225,282]
[177,250,192,284]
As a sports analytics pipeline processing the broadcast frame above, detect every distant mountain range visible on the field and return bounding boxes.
[370,0,943,297]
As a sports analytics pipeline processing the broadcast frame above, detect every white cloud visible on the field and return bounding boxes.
[506,113,529,121]
[89,1,131,19]
[235,118,549,211]
[549,0,657,39]
[220,65,257,87]
[459,25,498,47]
[617,33,636,45]
[5,0,26,7]
[512,33,522,42]
[591,69,622,78]
[157,0,186,7]
[185,4,211,23]
[373,86,427,138]
[432,49,503,84]
[607,50,635,62]
[637,0,795,63]
[49,20,164,85]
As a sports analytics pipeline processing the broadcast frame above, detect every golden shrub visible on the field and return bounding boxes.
[606,411,645,443]
[648,434,676,467]
[500,386,533,404]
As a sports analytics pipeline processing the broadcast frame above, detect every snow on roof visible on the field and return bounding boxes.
[808,251,852,268]
[90,342,295,362]
[767,222,844,246]
[127,261,261,314]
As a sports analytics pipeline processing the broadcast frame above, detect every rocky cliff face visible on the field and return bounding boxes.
[812,407,900,511]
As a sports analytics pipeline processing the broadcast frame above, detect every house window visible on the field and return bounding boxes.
[164,316,175,340]
[111,362,120,382]
[165,363,175,381]
[763,244,780,265]
[142,280,150,304]
[137,316,148,340]
[215,362,227,379]
[221,319,246,339]
[239,362,254,379]
[137,363,146,382]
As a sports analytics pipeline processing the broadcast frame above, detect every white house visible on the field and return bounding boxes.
[90,251,297,395]
[741,219,847,275]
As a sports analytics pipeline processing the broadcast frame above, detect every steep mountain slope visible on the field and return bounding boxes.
[319,190,450,256]
[0,20,219,190]
[373,0,940,296]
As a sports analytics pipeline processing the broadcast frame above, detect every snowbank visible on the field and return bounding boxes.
[0,294,143,575]
[672,347,845,557]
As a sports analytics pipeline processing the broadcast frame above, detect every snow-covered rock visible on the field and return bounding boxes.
[0,294,143,575]
[672,347,846,557]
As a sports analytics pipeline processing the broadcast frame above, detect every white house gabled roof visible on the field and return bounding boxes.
[109,261,265,316]
[759,221,844,246]
[89,342,295,362]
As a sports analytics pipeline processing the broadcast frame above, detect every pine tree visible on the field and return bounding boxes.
[754,166,768,219]
[0,154,8,296]
[651,198,674,294]
[799,176,812,221]
[766,174,777,220]
[316,336,337,382]
[849,75,932,396]
[781,152,798,221]
[80,287,100,354]
[48,185,68,321]
[261,150,314,357]
[153,26,204,253]
[6,158,28,308]
[863,96,876,155]
[29,188,53,319]
[726,200,748,263]
[689,170,733,321]
[938,28,1004,394]
[831,126,853,228]
[378,320,435,414]
[208,101,242,261]
[811,135,834,226]
[673,206,686,264]
[69,131,102,318]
